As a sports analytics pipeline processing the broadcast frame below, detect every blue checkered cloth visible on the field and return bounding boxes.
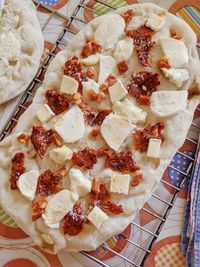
[181,144,200,267]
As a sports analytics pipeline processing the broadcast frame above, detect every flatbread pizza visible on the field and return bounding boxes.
[0,3,199,253]
[0,0,43,104]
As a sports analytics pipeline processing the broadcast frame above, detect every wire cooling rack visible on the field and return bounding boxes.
[0,1,200,266]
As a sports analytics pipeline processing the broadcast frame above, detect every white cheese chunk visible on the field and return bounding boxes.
[159,38,189,68]
[53,106,85,143]
[147,138,162,158]
[146,13,164,32]
[49,146,73,165]
[41,233,54,245]
[0,31,21,61]
[113,98,147,124]
[100,113,135,151]
[36,104,55,123]
[114,37,133,62]
[161,68,189,88]
[98,55,118,84]
[108,81,128,103]
[80,55,99,66]
[82,79,99,100]
[17,170,39,201]
[94,14,125,49]
[87,206,108,229]
[43,189,78,225]
[69,168,92,197]
[150,90,188,118]
[110,174,130,195]
[60,75,79,95]
[126,16,146,30]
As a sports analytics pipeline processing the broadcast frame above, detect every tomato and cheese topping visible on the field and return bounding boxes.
[45,89,69,115]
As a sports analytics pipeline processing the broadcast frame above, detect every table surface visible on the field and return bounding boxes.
[0,1,199,266]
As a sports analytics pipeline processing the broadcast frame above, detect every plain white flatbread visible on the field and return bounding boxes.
[0,0,43,104]
[0,3,199,253]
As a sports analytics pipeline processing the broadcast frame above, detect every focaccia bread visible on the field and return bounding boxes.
[0,0,43,104]
[0,3,199,253]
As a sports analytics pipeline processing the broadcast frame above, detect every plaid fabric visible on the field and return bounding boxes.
[155,243,186,267]
[181,145,200,267]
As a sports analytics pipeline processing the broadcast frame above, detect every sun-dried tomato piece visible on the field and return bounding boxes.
[117,60,128,74]
[62,202,84,236]
[99,74,117,91]
[81,40,102,58]
[72,148,97,170]
[31,126,55,159]
[91,178,110,202]
[100,201,124,214]
[63,56,87,89]
[17,133,29,144]
[134,122,164,152]
[45,90,69,115]
[93,110,112,125]
[85,66,97,79]
[104,151,140,173]
[170,29,182,40]
[9,152,26,190]
[90,128,99,138]
[36,167,66,197]
[32,196,48,221]
[127,25,155,66]
[127,71,160,105]
[131,172,143,186]
[122,9,134,24]
[158,56,171,69]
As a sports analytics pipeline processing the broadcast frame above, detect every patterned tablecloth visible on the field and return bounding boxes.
[0,1,199,266]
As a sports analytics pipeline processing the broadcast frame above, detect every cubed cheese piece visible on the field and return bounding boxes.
[110,174,130,195]
[108,81,128,103]
[114,37,133,62]
[36,104,55,123]
[53,106,85,143]
[87,206,108,229]
[147,138,162,158]
[0,31,21,61]
[43,189,78,225]
[161,68,189,88]
[69,168,92,197]
[94,14,125,49]
[150,90,188,118]
[146,13,164,32]
[126,16,146,30]
[82,79,99,100]
[41,233,54,245]
[100,113,135,151]
[60,75,79,95]
[159,38,188,68]
[49,146,73,165]
[80,55,99,66]
[17,170,39,201]
[98,55,118,84]
[113,98,147,124]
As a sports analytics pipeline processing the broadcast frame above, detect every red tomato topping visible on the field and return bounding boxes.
[90,178,123,214]
[131,172,143,186]
[158,56,171,69]
[63,56,87,89]
[127,71,160,105]
[126,25,155,66]
[9,152,26,190]
[99,74,117,91]
[85,66,97,79]
[81,40,102,58]
[30,125,55,159]
[90,128,99,138]
[72,148,97,170]
[45,90,69,115]
[62,202,84,236]
[101,150,140,173]
[17,133,29,144]
[32,196,48,221]
[93,110,112,125]
[36,167,66,197]
[117,60,128,74]
[134,122,164,152]
[122,9,134,24]
[170,29,182,40]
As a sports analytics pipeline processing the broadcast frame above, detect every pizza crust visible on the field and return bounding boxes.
[0,0,44,104]
[0,3,199,252]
